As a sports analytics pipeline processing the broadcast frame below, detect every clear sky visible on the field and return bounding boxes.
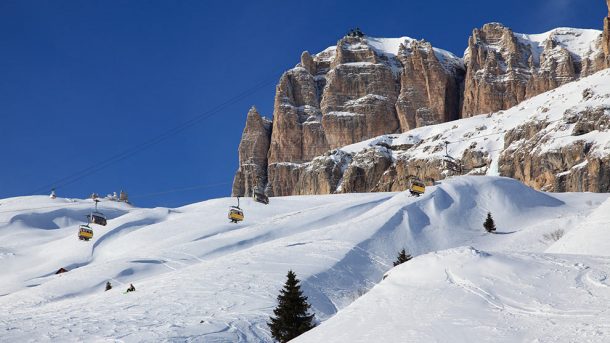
[0,0,605,207]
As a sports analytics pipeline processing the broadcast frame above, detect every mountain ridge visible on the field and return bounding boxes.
[233,5,610,197]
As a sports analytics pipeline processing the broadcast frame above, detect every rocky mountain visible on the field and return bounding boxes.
[232,107,272,197]
[260,69,610,196]
[605,0,610,67]
[233,4,610,197]
[462,25,606,116]
[235,35,465,196]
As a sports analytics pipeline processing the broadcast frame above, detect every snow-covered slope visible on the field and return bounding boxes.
[365,36,464,72]
[293,247,610,343]
[546,197,610,256]
[516,27,602,64]
[1,176,609,341]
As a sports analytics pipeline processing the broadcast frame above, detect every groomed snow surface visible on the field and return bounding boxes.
[2,176,610,342]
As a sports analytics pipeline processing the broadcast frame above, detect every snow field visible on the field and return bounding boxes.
[1,176,609,341]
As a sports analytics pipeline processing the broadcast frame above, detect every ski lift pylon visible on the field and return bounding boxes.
[442,140,463,174]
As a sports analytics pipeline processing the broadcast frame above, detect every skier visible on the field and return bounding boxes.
[105,281,112,291]
[126,283,136,292]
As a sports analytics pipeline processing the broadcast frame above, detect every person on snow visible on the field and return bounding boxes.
[126,283,136,292]
[105,281,112,291]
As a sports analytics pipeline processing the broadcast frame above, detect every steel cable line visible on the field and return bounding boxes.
[28,74,282,195]
[0,180,234,221]
[0,131,584,220]
[0,202,85,215]
[128,181,234,200]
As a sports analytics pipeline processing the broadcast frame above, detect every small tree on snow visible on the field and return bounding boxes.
[268,270,316,342]
[484,212,496,233]
[393,248,413,266]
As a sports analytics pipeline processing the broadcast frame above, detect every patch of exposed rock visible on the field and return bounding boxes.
[499,106,610,192]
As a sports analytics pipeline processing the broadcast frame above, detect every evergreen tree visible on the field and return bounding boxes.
[393,248,413,267]
[268,270,316,342]
[484,212,496,233]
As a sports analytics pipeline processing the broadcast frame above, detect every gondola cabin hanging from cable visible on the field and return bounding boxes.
[253,189,269,205]
[408,178,426,196]
[228,196,244,223]
[78,224,93,241]
[87,199,107,226]
[228,206,244,223]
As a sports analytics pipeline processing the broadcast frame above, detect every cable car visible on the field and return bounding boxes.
[88,212,107,226]
[87,199,107,226]
[409,178,426,196]
[228,197,244,223]
[78,225,93,241]
[253,191,269,205]
[228,206,244,223]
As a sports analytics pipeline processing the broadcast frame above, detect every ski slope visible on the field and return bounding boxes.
[0,176,609,342]
[293,247,610,343]
[546,197,610,257]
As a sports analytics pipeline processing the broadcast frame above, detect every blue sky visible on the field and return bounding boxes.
[0,0,605,207]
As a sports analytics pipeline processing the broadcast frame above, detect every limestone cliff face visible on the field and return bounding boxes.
[605,18,610,66]
[299,69,610,196]
[320,58,400,148]
[232,12,609,197]
[463,24,606,117]
[604,0,610,67]
[267,67,323,165]
[255,35,464,196]
[396,40,465,130]
[231,107,272,197]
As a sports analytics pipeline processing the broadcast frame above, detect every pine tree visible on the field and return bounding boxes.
[484,212,496,233]
[393,248,413,267]
[268,270,316,342]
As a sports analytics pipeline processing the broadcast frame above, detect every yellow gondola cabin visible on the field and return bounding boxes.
[409,179,425,196]
[228,206,244,223]
[78,225,93,241]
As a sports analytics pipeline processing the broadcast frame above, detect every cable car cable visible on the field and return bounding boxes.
[28,73,282,195]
